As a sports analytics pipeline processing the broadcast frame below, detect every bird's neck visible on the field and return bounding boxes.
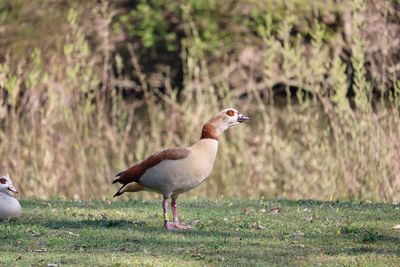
[200,122,221,141]
[0,191,15,199]
[191,138,219,163]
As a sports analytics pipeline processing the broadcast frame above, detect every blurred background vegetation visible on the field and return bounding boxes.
[0,0,399,201]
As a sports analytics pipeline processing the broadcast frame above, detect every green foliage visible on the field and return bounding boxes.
[0,61,20,108]
[116,0,231,55]
[122,1,178,50]
[351,0,372,112]
[331,56,350,112]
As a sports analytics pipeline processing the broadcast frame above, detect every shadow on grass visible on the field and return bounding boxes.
[21,217,147,229]
[17,216,400,249]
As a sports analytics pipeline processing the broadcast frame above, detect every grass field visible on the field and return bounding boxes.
[0,199,399,266]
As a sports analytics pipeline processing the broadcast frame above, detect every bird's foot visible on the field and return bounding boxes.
[164,221,175,230]
[164,221,193,230]
[171,222,193,230]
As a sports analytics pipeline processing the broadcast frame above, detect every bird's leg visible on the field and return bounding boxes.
[172,197,179,223]
[171,197,193,230]
[162,197,174,230]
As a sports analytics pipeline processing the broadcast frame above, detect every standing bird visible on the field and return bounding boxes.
[0,175,21,220]
[112,108,249,230]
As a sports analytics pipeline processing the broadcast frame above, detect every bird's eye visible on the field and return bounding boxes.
[0,178,6,184]
[226,110,235,117]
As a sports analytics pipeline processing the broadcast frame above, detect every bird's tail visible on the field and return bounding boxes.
[112,171,124,184]
[113,183,144,198]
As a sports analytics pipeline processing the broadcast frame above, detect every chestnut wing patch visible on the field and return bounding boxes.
[113,147,190,185]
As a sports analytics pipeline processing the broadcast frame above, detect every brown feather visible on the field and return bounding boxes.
[113,147,190,185]
[200,123,219,140]
[113,182,144,197]
[200,114,224,140]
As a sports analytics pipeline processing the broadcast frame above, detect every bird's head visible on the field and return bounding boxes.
[0,175,18,194]
[201,108,249,140]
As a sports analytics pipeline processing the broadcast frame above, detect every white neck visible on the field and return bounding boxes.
[0,191,14,197]
[217,124,228,133]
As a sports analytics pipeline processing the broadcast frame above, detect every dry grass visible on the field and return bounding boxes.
[0,2,399,201]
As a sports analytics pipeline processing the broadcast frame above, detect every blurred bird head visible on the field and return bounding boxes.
[201,108,249,140]
[0,175,18,194]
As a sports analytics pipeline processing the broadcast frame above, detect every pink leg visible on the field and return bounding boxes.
[171,197,193,230]
[172,198,178,222]
[162,197,174,230]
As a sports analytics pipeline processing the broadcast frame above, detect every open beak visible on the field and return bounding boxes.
[8,185,18,193]
[237,113,250,123]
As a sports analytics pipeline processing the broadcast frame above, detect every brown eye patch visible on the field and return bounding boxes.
[226,110,235,117]
[0,178,7,184]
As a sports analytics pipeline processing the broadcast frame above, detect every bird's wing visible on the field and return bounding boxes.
[113,147,191,185]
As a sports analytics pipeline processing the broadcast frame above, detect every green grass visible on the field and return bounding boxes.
[0,199,399,266]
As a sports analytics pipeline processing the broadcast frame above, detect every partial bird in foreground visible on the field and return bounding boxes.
[0,175,21,220]
[112,108,249,230]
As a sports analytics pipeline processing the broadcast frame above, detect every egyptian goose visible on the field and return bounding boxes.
[113,108,249,230]
[0,175,21,220]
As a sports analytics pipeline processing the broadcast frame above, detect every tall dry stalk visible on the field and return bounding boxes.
[0,1,399,202]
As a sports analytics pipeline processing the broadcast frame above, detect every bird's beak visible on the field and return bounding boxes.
[8,185,18,193]
[237,113,250,123]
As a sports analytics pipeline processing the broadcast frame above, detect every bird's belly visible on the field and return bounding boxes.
[171,173,209,194]
[139,157,214,195]
[0,197,21,220]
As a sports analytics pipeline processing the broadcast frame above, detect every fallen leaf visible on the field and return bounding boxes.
[28,229,40,237]
[64,231,80,237]
[257,224,266,230]
[270,207,281,214]
[33,248,47,253]
[252,221,266,230]
[191,220,201,226]
[192,251,202,258]
[293,231,305,236]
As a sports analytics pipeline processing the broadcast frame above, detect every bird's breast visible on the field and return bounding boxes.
[0,194,21,219]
